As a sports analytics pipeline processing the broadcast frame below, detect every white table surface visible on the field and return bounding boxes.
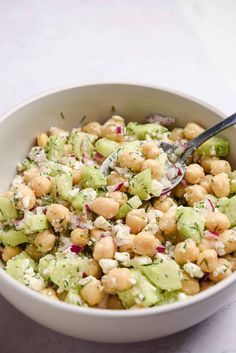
[1,1,236,352]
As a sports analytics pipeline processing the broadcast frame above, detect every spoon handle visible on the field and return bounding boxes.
[180,112,236,163]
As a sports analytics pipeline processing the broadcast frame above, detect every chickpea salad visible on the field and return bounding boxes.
[1,113,236,310]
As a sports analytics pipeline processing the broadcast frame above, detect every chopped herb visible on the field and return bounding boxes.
[60,112,66,120]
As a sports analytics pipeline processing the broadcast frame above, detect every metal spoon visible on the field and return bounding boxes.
[100,113,236,196]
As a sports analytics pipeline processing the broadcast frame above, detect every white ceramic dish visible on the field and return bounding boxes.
[0,83,236,343]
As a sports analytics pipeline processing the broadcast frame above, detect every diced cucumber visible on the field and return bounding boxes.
[129,169,152,200]
[140,260,182,291]
[0,230,27,246]
[65,289,82,306]
[72,188,96,210]
[80,166,107,189]
[118,269,161,308]
[196,136,230,157]
[156,153,168,177]
[24,214,49,234]
[116,195,142,219]
[46,136,65,162]
[218,195,236,226]
[116,203,132,219]
[71,132,96,158]
[127,195,142,209]
[0,197,18,221]
[176,206,205,243]
[126,122,168,140]
[95,138,119,158]
[6,252,36,284]
[51,174,73,201]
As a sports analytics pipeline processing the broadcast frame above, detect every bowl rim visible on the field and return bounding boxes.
[0,81,234,319]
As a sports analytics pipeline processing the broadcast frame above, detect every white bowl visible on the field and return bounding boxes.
[0,83,236,343]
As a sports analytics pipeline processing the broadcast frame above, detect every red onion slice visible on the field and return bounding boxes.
[156,246,166,253]
[70,244,84,253]
[116,126,123,134]
[114,182,125,191]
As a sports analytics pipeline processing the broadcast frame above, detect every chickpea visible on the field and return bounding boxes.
[184,164,205,184]
[64,143,73,156]
[25,244,42,262]
[210,160,231,176]
[70,228,89,247]
[132,231,157,257]
[104,115,125,127]
[35,230,56,253]
[15,184,36,210]
[141,142,160,159]
[46,204,70,230]
[125,209,147,234]
[130,304,145,310]
[209,258,232,283]
[81,279,104,306]
[198,238,216,252]
[141,159,162,180]
[86,258,102,279]
[107,172,127,188]
[200,280,214,291]
[105,268,132,292]
[82,122,102,137]
[199,156,219,173]
[29,176,51,197]
[91,197,119,219]
[2,246,21,262]
[169,128,184,142]
[119,234,135,256]
[101,124,123,142]
[182,272,200,295]
[72,169,82,185]
[197,249,218,272]
[159,208,177,236]
[174,239,200,265]
[41,288,59,301]
[118,151,144,172]
[37,133,48,148]
[90,229,104,241]
[107,295,124,309]
[153,196,176,213]
[173,183,187,198]
[183,122,204,140]
[49,126,69,138]
[205,212,230,233]
[24,167,40,183]
[109,191,128,206]
[184,185,207,206]
[93,236,117,261]
[218,229,236,254]
[211,173,230,198]
[200,174,213,193]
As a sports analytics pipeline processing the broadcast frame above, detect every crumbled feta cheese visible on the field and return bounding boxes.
[114,252,130,262]
[74,161,83,170]
[143,219,159,234]
[178,293,189,301]
[69,188,80,197]
[94,216,111,231]
[28,276,46,292]
[12,175,24,188]
[146,209,163,222]
[215,241,226,256]
[113,224,131,246]
[132,256,152,267]
[78,275,96,286]
[99,259,118,274]
[183,262,204,278]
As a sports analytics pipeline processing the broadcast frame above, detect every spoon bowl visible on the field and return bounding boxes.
[100,113,236,198]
